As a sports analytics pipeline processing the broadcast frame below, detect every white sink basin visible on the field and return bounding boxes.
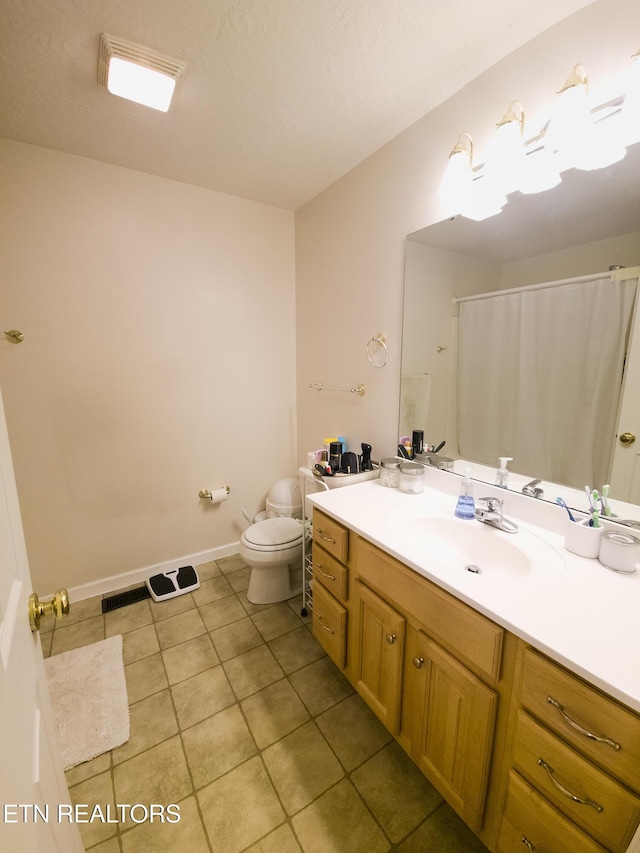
[392,514,565,580]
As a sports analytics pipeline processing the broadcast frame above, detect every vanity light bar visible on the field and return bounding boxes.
[442,50,640,218]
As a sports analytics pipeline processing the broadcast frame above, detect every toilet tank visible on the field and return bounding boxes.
[266,478,303,519]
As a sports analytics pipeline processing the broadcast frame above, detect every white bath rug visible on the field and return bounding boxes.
[44,634,130,769]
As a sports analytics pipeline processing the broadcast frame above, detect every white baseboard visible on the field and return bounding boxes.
[67,541,241,603]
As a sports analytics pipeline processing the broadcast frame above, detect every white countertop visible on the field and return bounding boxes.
[307,466,640,713]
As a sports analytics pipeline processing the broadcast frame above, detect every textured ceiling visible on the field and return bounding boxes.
[0,0,592,210]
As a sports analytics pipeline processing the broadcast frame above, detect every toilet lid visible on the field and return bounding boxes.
[243,517,303,548]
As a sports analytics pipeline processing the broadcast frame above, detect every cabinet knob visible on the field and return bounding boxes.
[412,656,424,669]
[385,633,396,645]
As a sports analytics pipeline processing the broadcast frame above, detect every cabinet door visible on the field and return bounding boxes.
[410,630,497,832]
[355,582,405,735]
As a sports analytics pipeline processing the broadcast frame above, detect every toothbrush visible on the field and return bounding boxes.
[592,508,601,528]
[556,497,576,522]
[585,485,593,511]
[591,489,600,527]
[601,484,612,517]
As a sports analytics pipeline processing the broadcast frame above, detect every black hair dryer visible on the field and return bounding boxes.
[360,443,373,471]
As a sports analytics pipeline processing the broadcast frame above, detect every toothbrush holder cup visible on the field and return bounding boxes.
[564,518,603,559]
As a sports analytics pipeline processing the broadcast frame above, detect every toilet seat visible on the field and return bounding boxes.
[242,517,303,552]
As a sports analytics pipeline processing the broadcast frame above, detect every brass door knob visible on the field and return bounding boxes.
[620,432,636,445]
[28,589,70,632]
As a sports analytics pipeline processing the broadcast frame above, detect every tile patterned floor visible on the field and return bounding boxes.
[41,555,490,852]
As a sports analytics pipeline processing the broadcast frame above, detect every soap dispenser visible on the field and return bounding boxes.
[455,466,476,519]
[495,457,513,488]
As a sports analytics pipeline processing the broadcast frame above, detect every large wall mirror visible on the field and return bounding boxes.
[400,140,640,512]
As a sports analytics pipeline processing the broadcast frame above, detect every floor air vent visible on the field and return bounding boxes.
[101,586,151,613]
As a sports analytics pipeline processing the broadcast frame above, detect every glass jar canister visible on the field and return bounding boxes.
[399,461,425,494]
[380,457,401,488]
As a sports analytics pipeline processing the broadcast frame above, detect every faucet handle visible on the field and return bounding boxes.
[477,496,503,512]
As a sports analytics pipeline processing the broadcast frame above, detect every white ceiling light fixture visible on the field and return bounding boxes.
[483,100,528,195]
[439,131,507,220]
[439,132,475,214]
[547,63,626,171]
[485,100,562,196]
[98,34,186,112]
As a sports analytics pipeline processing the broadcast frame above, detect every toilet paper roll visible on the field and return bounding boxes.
[207,487,229,505]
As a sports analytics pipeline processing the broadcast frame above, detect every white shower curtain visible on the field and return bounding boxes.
[457,274,638,489]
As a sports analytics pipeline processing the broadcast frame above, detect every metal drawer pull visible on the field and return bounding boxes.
[386,633,396,644]
[412,656,424,669]
[547,696,621,751]
[521,837,535,852]
[537,758,603,813]
[316,564,336,581]
[317,529,336,544]
[317,615,335,635]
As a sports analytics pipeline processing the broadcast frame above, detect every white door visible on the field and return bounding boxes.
[0,389,83,853]
[610,271,640,503]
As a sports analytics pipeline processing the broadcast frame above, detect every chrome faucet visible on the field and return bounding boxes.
[475,497,519,533]
[522,478,544,499]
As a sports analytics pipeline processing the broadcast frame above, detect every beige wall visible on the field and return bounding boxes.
[0,140,296,595]
[499,231,640,289]
[295,0,640,465]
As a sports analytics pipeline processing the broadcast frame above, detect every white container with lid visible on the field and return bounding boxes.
[399,461,425,494]
[599,529,640,573]
[380,457,401,488]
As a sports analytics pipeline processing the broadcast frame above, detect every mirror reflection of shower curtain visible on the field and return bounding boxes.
[457,275,638,489]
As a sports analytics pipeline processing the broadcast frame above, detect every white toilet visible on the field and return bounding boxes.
[240,478,305,605]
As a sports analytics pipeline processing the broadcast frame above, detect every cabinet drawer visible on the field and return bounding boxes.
[497,770,608,853]
[512,710,640,852]
[313,510,349,564]
[312,580,347,669]
[312,545,348,601]
[356,537,503,680]
[519,647,640,791]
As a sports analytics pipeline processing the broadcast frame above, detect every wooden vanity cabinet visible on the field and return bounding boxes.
[310,508,640,852]
[497,644,640,853]
[353,535,506,835]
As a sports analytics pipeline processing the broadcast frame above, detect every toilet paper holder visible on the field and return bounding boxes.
[199,485,231,503]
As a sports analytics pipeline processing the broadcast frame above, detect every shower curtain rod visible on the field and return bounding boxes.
[452,270,612,305]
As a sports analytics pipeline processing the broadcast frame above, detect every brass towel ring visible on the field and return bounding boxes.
[367,333,388,368]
